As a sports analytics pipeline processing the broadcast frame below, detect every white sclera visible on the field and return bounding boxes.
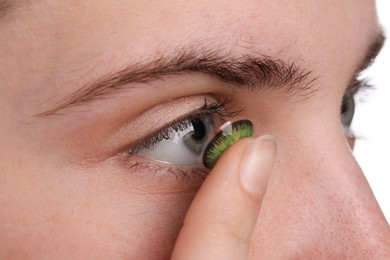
[136,127,202,165]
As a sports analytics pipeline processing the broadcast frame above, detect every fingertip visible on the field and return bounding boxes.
[239,135,276,198]
[172,135,276,260]
[210,137,253,172]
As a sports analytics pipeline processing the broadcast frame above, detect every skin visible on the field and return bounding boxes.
[0,0,389,259]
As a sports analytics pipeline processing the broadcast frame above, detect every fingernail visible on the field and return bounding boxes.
[239,135,276,198]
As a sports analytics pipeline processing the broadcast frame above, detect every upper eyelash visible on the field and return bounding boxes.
[348,74,374,95]
[129,120,193,153]
[128,97,242,154]
[199,97,243,119]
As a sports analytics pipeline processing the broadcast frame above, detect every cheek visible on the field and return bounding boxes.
[68,193,193,259]
[106,193,195,259]
[0,162,196,259]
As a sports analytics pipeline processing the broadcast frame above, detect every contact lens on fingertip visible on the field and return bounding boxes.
[202,120,254,169]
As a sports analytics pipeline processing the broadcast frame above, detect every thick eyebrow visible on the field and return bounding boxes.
[39,47,316,116]
[359,29,386,71]
[39,28,386,117]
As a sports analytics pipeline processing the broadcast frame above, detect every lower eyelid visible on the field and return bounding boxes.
[118,154,210,183]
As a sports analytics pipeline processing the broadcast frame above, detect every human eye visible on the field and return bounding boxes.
[127,97,242,176]
[341,77,373,147]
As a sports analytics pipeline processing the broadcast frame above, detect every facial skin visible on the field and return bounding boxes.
[0,0,389,259]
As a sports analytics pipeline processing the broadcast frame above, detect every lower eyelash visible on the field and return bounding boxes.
[126,160,210,182]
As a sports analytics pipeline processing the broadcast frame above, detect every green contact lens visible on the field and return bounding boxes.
[202,120,254,169]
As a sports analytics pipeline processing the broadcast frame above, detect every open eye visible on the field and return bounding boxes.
[341,92,355,129]
[132,114,218,165]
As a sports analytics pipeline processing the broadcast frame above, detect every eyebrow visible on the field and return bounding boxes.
[347,29,386,93]
[40,29,385,117]
[359,29,386,71]
[39,47,316,116]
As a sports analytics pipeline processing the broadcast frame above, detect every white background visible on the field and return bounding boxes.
[354,0,390,221]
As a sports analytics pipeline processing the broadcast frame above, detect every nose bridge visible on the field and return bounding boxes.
[270,133,366,222]
[248,134,390,257]
[272,128,358,189]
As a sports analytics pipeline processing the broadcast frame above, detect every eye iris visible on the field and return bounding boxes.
[182,116,214,155]
[202,120,254,169]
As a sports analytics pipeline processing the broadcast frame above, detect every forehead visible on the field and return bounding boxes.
[0,0,379,100]
[32,1,375,49]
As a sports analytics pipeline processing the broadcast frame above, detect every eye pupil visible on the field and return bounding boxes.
[191,119,206,141]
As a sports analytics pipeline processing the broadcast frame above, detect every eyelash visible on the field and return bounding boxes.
[349,75,373,95]
[128,97,242,155]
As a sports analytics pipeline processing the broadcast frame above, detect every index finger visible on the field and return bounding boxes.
[171,135,276,259]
